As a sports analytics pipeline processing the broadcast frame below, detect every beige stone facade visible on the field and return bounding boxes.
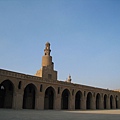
[0,42,120,110]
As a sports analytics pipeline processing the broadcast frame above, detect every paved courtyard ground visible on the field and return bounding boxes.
[0,109,120,120]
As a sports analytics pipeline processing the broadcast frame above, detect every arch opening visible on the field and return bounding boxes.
[104,95,107,109]
[23,84,36,109]
[61,89,70,110]
[44,87,55,109]
[0,80,14,108]
[110,95,113,109]
[86,92,92,109]
[96,93,101,109]
[116,96,118,109]
[75,91,82,109]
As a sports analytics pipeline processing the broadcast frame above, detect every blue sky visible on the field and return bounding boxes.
[0,0,120,89]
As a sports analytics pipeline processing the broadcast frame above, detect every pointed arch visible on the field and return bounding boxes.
[110,95,113,109]
[44,86,55,109]
[96,93,101,109]
[86,92,93,109]
[0,80,14,108]
[116,96,118,109]
[75,91,82,109]
[23,83,36,109]
[61,89,70,109]
[104,94,107,109]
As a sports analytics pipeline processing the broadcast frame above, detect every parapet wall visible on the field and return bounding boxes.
[0,69,120,110]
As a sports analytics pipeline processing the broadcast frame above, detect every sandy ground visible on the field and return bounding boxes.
[0,109,120,120]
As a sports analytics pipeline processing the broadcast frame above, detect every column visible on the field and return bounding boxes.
[117,97,120,109]
[69,95,75,110]
[54,94,61,110]
[37,92,44,110]
[81,97,86,110]
[12,90,24,109]
[112,97,116,109]
[100,97,104,109]
[106,96,110,109]
[92,97,96,109]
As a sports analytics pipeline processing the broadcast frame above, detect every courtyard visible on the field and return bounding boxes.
[0,109,120,120]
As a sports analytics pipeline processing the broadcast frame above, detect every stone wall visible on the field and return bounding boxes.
[0,69,120,110]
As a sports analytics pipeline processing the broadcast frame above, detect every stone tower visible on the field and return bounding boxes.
[35,42,57,81]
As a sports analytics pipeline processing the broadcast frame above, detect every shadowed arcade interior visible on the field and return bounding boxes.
[44,87,55,109]
[104,94,107,109]
[0,80,14,108]
[75,91,82,109]
[86,92,92,109]
[110,95,113,109]
[116,96,118,109]
[96,93,101,109]
[61,89,70,109]
[23,84,36,109]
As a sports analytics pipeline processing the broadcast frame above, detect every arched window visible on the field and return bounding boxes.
[40,84,43,92]
[18,81,22,89]
[58,87,60,94]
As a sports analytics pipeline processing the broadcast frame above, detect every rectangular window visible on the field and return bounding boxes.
[72,89,74,96]
[18,81,22,89]
[40,84,43,92]
[58,87,60,94]
[84,91,86,96]
[48,74,52,79]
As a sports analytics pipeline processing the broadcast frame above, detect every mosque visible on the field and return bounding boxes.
[0,42,120,110]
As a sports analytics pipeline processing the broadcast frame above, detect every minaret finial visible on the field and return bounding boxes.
[44,42,51,56]
[66,74,72,83]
